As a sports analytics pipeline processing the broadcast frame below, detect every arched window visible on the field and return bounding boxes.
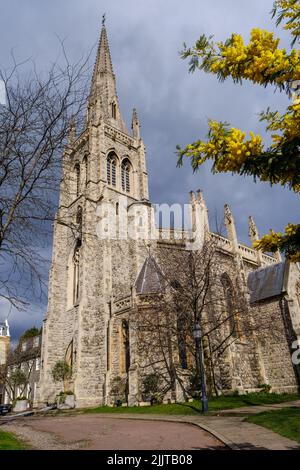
[73,241,81,305]
[76,206,83,240]
[120,319,130,374]
[106,322,111,371]
[121,158,131,193]
[75,163,80,197]
[221,273,242,339]
[65,340,73,370]
[107,153,117,187]
[83,156,88,186]
[111,102,117,119]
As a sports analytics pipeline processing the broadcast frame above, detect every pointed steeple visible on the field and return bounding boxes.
[89,19,127,133]
[91,19,115,92]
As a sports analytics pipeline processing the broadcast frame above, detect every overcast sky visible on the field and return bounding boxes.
[0,0,299,341]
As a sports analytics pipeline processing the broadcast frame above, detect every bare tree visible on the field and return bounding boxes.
[0,46,90,309]
[134,240,254,400]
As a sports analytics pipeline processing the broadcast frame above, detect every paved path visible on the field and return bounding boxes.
[98,413,300,450]
[1,415,225,450]
[2,400,300,450]
[214,399,300,416]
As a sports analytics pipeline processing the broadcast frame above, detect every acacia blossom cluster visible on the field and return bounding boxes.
[178,0,300,261]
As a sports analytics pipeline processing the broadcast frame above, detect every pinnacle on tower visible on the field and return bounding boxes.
[68,115,77,145]
[131,108,141,140]
[248,215,265,265]
[248,216,259,243]
[189,189,209,248]
[224,204,238,250]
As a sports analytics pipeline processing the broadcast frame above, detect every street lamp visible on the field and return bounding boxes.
[193,322,208,414]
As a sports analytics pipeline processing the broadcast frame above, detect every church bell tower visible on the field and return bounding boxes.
[37,20,151,407]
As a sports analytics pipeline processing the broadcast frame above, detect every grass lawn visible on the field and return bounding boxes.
[246,407,300,443]
[0,430,27,450]
[83,393,300,416]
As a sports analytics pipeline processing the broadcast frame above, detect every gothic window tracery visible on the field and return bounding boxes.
[76,206,83,240]
[83,156,88,185]
[107,153,117,187]
[121,158,131,193]
[75,163,80,197]
[220,273,242,340]
[73,241,81,305]
[120,319,130,374]
[65,340,73,370]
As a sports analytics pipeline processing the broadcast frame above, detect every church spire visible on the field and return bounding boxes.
[91,17,115,89]
[89,18,127,133]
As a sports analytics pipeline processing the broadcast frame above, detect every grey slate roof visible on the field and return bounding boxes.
[135,256,165,294]
[247,261,287,303]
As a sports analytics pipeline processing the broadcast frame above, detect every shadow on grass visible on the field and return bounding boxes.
[174,402,201,413]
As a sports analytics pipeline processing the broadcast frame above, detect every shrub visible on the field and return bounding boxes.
[10,370,27,388]
[110,376,126,402]
[51,361,72,384]
[142,373,163,403]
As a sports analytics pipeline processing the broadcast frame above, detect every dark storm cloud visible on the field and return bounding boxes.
[0,0,298,338]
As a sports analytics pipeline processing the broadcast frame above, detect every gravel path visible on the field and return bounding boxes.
[2,420,89,450]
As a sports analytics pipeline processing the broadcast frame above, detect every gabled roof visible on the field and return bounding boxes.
[135,256,164,295]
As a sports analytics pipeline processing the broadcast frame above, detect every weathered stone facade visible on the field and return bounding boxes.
[36,24,300,408]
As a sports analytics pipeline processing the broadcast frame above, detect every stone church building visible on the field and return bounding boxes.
[36,23,300,408]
